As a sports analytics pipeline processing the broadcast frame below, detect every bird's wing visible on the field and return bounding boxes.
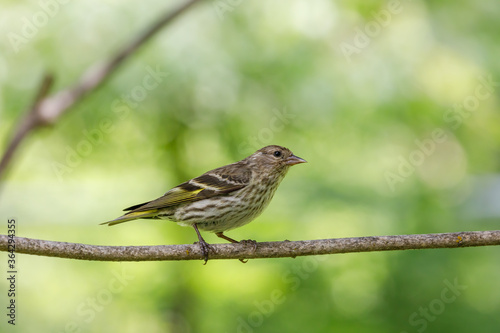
[125,164,251,212]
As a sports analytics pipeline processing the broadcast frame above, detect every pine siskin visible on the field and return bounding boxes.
[102,145,306,263]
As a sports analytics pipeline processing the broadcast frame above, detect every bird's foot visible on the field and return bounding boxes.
[194,239,213,265]
[193,224,214,264]
[240,239,258,252]
[214,232,257,264]
[238,239,257,264]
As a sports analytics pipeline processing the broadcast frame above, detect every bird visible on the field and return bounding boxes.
[101,145,306,263]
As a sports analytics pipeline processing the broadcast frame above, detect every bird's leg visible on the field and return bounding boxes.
[215,232,239,243]
[193,224,211,265]
[215,232,257,263]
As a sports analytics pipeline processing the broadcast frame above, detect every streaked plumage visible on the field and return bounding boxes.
[102,145,306,263]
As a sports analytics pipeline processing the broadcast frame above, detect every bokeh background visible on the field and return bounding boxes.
[1,0,500,332]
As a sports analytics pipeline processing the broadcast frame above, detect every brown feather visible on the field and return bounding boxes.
[122,164,251,213]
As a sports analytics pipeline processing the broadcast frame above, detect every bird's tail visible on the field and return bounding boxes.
[101,210,158,226]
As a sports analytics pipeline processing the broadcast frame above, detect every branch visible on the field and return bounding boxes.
[0,74,54,176]
[1,230,500,262]
[0,0,202,179]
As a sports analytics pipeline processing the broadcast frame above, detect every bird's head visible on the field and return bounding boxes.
[248,145,307,173]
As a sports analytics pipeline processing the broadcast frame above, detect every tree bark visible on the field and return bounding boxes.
[1,230,499,262]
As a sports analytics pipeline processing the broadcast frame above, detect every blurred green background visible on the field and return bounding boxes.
[1,0,500,332]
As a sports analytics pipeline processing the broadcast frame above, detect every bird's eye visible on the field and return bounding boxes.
[273,150,282,157]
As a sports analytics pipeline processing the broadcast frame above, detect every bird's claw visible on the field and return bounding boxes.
[237,239,257,263]
[240,239,258,252]
[194,240,213,265]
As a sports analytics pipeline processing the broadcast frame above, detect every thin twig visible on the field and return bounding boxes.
[0,0,203,179]
[0,74,53,176]
[1,230,499,262]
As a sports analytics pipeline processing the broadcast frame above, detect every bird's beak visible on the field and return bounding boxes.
[286,154,307,166]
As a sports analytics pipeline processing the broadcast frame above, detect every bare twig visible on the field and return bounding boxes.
[0,0,203,179]
[1,230,499,262]
[0,74,53,176]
